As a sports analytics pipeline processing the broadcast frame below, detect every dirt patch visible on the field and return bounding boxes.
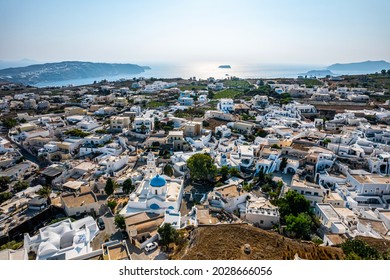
[172,224,344,260]
[204,118,229,131]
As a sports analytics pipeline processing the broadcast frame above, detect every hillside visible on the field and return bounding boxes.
[327,60,390,72]
[172,224,344,260]
[0,61,148,85]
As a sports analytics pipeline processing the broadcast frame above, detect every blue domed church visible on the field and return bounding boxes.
[121,152,184,215]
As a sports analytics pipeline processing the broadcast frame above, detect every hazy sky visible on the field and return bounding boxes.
[1,0,389,65]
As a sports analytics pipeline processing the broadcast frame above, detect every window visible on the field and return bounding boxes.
[260,220,263,224]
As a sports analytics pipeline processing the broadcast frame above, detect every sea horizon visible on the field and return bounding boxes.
[32,62,377,88]
[33,62,324,87]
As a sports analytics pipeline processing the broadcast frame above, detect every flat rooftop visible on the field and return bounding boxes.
[215,184,246,199]
[351,173,390,184]
[106,243,130,260]
[317,203,340,220]
[61,192,97,208]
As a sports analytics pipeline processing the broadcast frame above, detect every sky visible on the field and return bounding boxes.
[0,0,389,65]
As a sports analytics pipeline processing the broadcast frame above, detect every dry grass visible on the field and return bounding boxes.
[171,224,344,260]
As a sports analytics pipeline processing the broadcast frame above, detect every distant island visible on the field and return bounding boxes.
[218,65,231,69]
[327,60,390,72]
[0,61,150,85]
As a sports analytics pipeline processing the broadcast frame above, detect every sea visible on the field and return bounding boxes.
[34,63,363,88]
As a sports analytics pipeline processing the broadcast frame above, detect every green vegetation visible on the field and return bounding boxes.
[187,153,217,182]
[323,138,331,145]
[173,108,205,119]
[244,85,273,97]
[219,166,229,181]
[0,240,23,251]
[37,186,51,199]
[254,128,268,138]
[105,178,116,196]
[107,200,117,212]
[228,167,240,177]
[1,117,18,129]
[214,89,242,99]
[277,190,310,217]
[224,79,251,88]
[158,223,179,247]
[179,85,207,91]
[64,128,90,138]
[146,101,168,108]
[95,129,109,134]
[114,215,126,230]
[0,191,12,204]
[0,176,10,192]
[302,79,322,88]
[122,178,135,194]
[13,180,29,192]
[163,164,174,177]
[241,113,255,121]
[49,217,75,225]
[341,239,383,260]
[275,190,317,240]
[279,157,288,171]
[253,172,282,200]
[271,144,281,149]
[285,213,313,240]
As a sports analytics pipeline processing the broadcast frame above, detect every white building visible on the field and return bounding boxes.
[97,154,129,176]
[133,117,154,133]
[240,197,279,229]
[23,216,99,260]
[208,183,249,213]
[121,152,184,215]
[290,178,324,207]
[217,98,234,113]
[315,203,349,235]
[0,137,13,153]
[110,116,131,131]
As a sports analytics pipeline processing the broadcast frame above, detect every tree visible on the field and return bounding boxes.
[341,239,380,260]
[163,164,174,177]
[381,69,387,75]
[37,186,51,198]
[1,118,18,129]
[207,90,214,100]
[187,153,216,182]
[387,69,390,75]
[37,186,52,204]
[158,223,179,246]
[276,190,311,217]
[0,192,12,204]
[285,213,313,240]
[228,167,240,177]
[0,176,10,191]
[219,166,229,181]
[13,180,29,192]
[323,138,331,145]
[140,124,147,134]
[122,178,134,195]
[114,215,126,230]
[107,200,117,213]
[279,157,288,171]
[105,178,115,196]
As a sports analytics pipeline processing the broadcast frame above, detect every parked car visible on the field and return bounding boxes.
[144,242,158,252]
[97,217,105,230]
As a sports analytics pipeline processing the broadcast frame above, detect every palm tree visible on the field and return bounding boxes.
[140,124,147,134]
[37,186,52,204]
